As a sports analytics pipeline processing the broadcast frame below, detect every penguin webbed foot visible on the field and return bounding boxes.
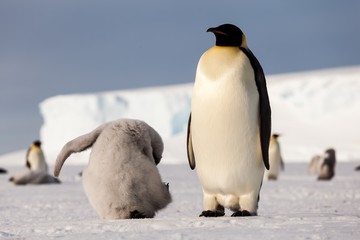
[199,210,225,217]
[129,210,148,219]
[231,210,253,217]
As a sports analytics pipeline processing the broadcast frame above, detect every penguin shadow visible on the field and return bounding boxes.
[9,140,60,185]
[308,148,336,181]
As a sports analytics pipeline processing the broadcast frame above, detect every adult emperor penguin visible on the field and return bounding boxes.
[187,24,271,217]
[26,140,48,171]
[264,134,284,181]
[54,119,172,219]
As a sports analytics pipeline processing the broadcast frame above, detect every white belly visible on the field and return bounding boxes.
[191,48,264,196]
[265,142,282,177]
[28,149,48,171]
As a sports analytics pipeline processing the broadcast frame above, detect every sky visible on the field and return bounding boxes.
[1,0,360,155]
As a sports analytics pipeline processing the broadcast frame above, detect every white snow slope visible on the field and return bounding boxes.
[37,66,360,166]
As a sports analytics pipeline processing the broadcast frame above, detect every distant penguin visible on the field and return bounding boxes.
[54,119,172,219]
[0,168,7,174]
[9,169,60,185]
[187,24,271,217]
[318,148,336,180]
[26,140,48,171]
[9,140,60,185]
[309,148,336,180]
[264,134,284,181]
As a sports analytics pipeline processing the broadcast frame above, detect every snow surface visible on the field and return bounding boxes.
[38,66,360,166]
[1,66,360,239]
[0,162,359,239]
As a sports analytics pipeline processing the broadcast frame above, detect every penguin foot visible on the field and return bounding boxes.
[129,210,147,219]
[231,210,252,217]
[199,210,225,217]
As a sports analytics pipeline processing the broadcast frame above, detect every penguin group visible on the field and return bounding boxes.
[9,140,60,185]
[309,148,336,180]
[3,23,350,221]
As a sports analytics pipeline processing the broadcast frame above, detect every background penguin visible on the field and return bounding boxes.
[9,169,60,185]
[9,140,60,185]
[264,134,284,181]
[0,167,7,174]
[309,148,336,180]
[318,148,336,180]
[54,119,172,219]
[25,140,48,171]
[187,24,271,217]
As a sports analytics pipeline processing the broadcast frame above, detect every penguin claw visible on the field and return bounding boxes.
[199,210,225,217]
[231,210,252,217]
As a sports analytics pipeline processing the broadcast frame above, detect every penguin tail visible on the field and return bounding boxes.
[54,122,111,177]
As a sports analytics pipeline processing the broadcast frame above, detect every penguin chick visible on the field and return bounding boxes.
[26,140,48,171]
[264,134,284,181]
[54,119,172,219]
[187,24,271,217]
[309,155,324,175]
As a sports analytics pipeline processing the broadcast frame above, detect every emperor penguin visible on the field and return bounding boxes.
[187,24,271,217]
[54,119,172,219]
[309,148,336,180]
[264,134,284,181]
[26,140,48,171]
[9,140,60,185]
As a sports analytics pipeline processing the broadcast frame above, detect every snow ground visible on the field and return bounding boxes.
[1,162,359,240]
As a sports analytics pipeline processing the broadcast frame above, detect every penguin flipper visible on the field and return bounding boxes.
[186,114,196,169]
[240,47,271,170]
[54,122,110,177]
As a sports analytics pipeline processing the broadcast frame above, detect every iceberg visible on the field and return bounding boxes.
[39,66,360,165]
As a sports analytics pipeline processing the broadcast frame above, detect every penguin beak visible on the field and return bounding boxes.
[207,27,228,36]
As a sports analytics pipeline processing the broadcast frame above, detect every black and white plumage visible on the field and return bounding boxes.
[25,140,48,171]
[187,24,271,217]
[54,119,171,219]
[9,140,60,185]
[264,134,284,181]
[309,148,336,180]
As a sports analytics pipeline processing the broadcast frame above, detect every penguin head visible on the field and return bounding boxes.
[324,148,336,159]
[207,24,246,47]
[272,133,281,139]
[32,140,42,147]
